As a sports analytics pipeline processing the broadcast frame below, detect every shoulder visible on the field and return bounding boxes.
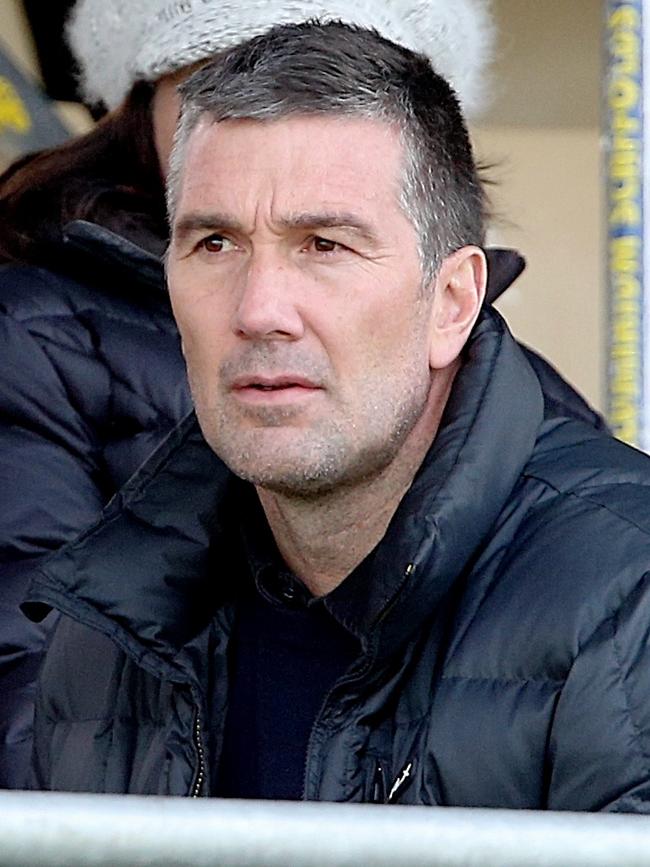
[0,263,83,317]
[515,420,650,607]
[0,261,175,331]
[524,419,650,541]
[455,422,650,678]
[0,260,187,407]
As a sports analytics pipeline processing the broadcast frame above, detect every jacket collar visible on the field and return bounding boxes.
[24,306,543,672]
[323,304,543,654]
[12,219,166,294]
[62,220,165,291]
[484,248,526,305]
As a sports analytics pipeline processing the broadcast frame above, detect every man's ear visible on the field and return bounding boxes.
[427,246,487,370]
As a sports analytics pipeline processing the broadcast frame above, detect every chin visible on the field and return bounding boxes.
[203,412,413,498]
[224,454,345,499]
[220,439,405,502]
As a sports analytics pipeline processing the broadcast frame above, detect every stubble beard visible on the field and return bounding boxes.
[197,368,434,502]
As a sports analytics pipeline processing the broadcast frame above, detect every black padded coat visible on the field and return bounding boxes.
[0,222,604,791]
[24,306,650,811]
[0,221,191,788]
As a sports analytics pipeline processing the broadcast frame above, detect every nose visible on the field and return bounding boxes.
[231,253,304,341]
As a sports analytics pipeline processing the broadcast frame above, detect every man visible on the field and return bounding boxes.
[25,22,650,811]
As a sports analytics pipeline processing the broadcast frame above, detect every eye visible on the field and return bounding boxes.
[306,235,353,257]
[312,236,338,253]
[198,234,234,254]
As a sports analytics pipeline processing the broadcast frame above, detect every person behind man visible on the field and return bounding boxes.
[25,21,650,810]
[1,0,507,792]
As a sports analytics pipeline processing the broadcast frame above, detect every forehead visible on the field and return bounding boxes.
[174,114,407,224]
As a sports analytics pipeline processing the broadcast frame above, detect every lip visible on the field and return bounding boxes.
[231,374,321,390]
[230,374,323,404]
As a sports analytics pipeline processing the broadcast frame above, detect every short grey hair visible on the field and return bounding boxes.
[167,20,489,282]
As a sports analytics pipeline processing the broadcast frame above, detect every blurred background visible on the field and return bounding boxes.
[0,0,603,410]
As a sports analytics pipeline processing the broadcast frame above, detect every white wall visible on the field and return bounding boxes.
[474,0,603,410]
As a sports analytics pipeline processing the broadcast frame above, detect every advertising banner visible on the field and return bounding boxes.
[604,1,644,446]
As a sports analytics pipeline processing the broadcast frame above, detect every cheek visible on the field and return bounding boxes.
[168,295,228,399]
[170,270,230,347]
[179,332,226,420]
[179,320,225,380]
[340,292,427,375]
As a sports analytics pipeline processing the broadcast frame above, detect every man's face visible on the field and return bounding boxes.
[167,114,440,496]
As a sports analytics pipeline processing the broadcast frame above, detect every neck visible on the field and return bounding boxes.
[256,363,458,596]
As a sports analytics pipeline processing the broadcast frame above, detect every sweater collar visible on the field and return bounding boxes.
[24,306,543,671]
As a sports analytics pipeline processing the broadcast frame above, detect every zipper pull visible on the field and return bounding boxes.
[191,706,206,797]
[387,760,414,804]
[372,761,386,803]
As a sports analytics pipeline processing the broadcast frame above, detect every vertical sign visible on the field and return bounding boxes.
[605,1,644,447]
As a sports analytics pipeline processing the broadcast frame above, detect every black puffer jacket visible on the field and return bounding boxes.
[0,227,605,790]
[0,221,191,788]
[24,307,650,811]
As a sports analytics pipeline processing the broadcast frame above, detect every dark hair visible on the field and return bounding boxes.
[0,81,166,265]
[169,20,490,280]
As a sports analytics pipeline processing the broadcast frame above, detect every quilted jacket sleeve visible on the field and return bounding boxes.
[0,276,107,789]
[549,571,650,812]
[0,255,190,790]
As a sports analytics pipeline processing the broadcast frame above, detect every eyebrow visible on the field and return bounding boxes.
[283,212,379,244]
[172,210,380,245]
[172,212,243,241]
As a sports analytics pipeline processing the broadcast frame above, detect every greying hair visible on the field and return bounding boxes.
[167,20,489,281]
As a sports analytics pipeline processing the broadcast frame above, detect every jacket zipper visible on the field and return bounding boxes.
[190,705,206,797]
[302,563,416,800]
[301,652,375,800]
[372,762,386,803]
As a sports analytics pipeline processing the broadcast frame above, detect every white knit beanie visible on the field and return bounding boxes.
[67,0,495,116]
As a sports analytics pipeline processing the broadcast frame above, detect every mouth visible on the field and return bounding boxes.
[230,374,323,402]
[233,374,319,389]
